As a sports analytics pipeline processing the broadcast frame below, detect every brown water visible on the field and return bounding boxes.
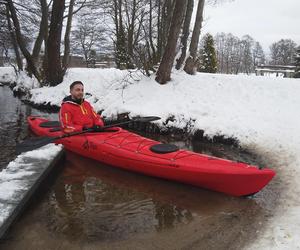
[0,84,279,250]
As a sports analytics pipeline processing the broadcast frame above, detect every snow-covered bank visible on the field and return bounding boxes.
[0,67,15,84]
[25,68,300,146]
[0,67,39,93]
[0,144,62,237]
[1,67,300,248]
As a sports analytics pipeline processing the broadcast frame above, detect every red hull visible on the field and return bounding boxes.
[27,116,275,196]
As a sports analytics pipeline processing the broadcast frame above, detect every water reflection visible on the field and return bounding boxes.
[48,152,195,241]
[44,151,267,242]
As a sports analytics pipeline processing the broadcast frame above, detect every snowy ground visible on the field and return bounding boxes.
[1,67,300,249]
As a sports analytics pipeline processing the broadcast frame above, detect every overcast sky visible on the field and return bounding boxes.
[200,0,300,54]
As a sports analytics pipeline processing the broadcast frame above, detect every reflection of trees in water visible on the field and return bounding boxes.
[0,87,28,168]
[0,85,58,169]
[49,175,86,238]
[154,202,193,231]
[47,166,194,241]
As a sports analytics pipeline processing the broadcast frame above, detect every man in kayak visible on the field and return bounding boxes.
[59,81,104,133]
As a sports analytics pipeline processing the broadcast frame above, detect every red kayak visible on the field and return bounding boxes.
[27,116,275,196]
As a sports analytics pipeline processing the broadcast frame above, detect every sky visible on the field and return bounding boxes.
[201,0,300,54]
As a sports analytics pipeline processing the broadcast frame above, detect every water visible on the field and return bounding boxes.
[0,84,279,250]
[0,85,56,170]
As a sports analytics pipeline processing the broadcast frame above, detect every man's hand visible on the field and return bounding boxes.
[82,126,89,131]
[92,125,103,132]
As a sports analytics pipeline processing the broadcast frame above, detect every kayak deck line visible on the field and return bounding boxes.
[86,128,251,165]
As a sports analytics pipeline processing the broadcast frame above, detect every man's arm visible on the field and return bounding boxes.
[59,104,84,133]
[88,103,104,127]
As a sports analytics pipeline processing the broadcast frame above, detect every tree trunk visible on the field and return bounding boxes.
[113,0,119,35]
[160,0,175,57]
[126,0,136,60]
[148,0,157,64]
[7,0,40,79]
[157,0,162,61]
[155,0,187,84]
[46,0,65,86]
[41,0,49,82]
[114,0,131,69]
[62,0,75,73]
[32,0,48,67]
[184,0,205,75]
[0,48,3,67]
[5,5,23,70]
[175,0,193,70]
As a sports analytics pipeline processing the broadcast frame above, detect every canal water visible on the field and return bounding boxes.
[0,86,56,170]
[0,85,279,250]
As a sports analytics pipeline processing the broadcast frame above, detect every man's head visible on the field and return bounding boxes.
[70,81,84,101]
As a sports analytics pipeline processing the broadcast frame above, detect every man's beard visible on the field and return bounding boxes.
[72,95,83,104]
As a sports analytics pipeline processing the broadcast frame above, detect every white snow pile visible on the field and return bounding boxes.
[0,67,39,92]
[29,68,129,107]
[0,144,62,225]
[0,67,16,84]
[13,71,40,92]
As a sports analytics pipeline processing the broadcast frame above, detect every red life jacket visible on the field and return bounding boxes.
[59,95,104,133]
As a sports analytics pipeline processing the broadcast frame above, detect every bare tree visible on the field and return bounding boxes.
[155,0,188,84]
[6,0,39,79]
[2,4,23,69]
[0,5,11,67]
[124,0,143,61]
[46,0,65,85]
[294,47,300,78]
[184,0,205,75]
[62,0,75,72]
[71,15,106,64]
[270,39,297,66]
[31,0,48,66]
[240,35,254,74]
[214,32,264,74]
[175,0,193,70]
[157,0,175,60]
[1,0,99,85]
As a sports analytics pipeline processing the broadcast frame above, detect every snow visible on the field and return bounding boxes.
[13,71,40,91]
[30,68,129,107]
[1,67,300,248]
[0,144,62,225]
[256,68,295,73]
[0,67,15,84]
[0,67,40,90]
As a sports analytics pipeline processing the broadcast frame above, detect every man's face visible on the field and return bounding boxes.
[70,84,84,100]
